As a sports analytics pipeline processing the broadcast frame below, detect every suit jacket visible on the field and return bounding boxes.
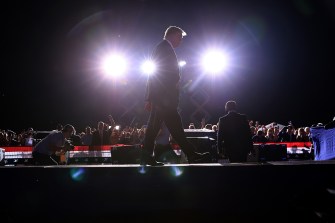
[217,112,253,156]
[145,40,180,109]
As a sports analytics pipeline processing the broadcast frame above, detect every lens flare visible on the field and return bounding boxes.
[202,50,229,74]
[138,165,148,174]
[70,168,85,181]
[169,166,184,177]
[141,60,156,75]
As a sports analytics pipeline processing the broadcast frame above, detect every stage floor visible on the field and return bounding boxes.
[2,159,335,168]
[1,160,334,223]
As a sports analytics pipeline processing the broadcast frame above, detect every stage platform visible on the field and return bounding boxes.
[1,160,335,223]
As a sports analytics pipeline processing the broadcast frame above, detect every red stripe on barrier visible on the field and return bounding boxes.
[1,142,311,152]
[260,142,312,147]
[74,145,111,151]
[1,145,131,152]
[73,144,133,151]
[1,146,33,152]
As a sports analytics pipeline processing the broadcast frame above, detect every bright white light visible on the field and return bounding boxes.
[179,60,186,67]
[141,60,156,75]
[101,54,127,77]
[202,50,229,74]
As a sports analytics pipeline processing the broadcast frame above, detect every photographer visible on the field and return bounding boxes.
[32,124,75,165]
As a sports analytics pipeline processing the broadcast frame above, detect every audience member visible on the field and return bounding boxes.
[81,126,93,145]
[295,127,310,142]
[70,128,82,146]
[278,125,296,142]
[252,129,268,143]
[92,121,111,145]
[189,123,195,129]
[265,127,278,142]
[217,100,254,162]
[204,124,212,130]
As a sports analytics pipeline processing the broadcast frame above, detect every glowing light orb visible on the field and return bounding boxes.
[202,50,229,74]
[141,60,156,75]
[179,60,186,67]
[101,54,127,77]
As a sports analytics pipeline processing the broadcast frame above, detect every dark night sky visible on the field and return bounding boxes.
[1,0,334,132]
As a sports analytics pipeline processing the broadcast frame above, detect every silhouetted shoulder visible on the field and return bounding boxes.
[155,40,169,49]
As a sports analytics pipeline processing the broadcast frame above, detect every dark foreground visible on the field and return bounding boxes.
[1,161,335,223]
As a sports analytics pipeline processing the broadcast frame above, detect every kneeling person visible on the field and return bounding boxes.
[33,124,75,165]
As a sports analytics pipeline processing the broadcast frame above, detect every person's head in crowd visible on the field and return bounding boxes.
[301,127,307,135]
[304,127,310,135]
[62,124,75,139]
[57,123,63,131]
[212,125,217,131]
[257,129,264,136]
[204,124,212,130]
[27,127,34,136]
[85,126,92,134]
[97,121,104,131]
[267,127,275,136]
[103,122,110,131]
[287,125,294,133]
[255,121,260,127]
[250,126,256,135]
[189,123,195,129]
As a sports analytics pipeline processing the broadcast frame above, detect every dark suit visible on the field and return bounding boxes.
[143,40,194,157]
[217,111,253,162]
[145,40,180,108]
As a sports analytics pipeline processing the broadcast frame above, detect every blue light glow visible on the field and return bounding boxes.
[169,166,184,177]
[138,165,148,174]
[70,168,85,181]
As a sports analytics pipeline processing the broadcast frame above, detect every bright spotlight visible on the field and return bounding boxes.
[141,60,156,75]
[179,60,186,67]
[202,50,229,74]
[101,54,127,77]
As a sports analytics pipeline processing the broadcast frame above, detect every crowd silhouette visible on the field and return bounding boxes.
[0,117,315,147]
[2,113,333,165]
